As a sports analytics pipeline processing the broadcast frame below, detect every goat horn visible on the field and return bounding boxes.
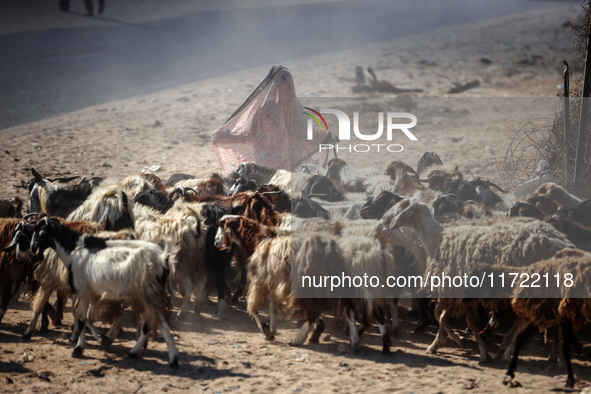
[485,180,509,193]
[305,193,328,198]
[23,212,40,221]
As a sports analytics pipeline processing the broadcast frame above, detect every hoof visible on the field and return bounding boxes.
[502,375,521,388]
[426,346,437,355]
[565,376,575,389]
[262,323,274,341]
[289,340,301,347]
[22,332,32,341]
[128,351,139,359]
[72,346,84,358]
[309,335,320,344]
[382,347,391,356]
[40,324,49,333]
[169,357,179,369]
[99,335,113,350]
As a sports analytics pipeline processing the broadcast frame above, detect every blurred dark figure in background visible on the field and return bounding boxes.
[59,0,105,16]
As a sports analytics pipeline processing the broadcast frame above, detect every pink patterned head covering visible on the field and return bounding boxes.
[212,66,331,174]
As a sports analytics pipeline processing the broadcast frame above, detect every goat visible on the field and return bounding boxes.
[300,175,345,202]
[292,197,330,219]
[508,201,545,220]
[0,219,33,323]
[557,198,591,227]
[135,188,175,214]
[30,217,179,367]
[526,193,558,216]
[28,168,91,217]
[417,152,443,177]
[133,203,204,316]
[545,214,591,252]
[531,183,582,207]
[0,197,23,218]
[359,191,404,220]
[22,219,121,339]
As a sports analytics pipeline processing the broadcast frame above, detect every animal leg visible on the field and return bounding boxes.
[375,306,392,355]
[427,308,449,354]
[309,318,326,344]
[503,322,535,387]
[346,307,360,350]
[129,320,149,358]
[466,307,490,363]
[561,321,576,389]
[389,299,400,337]
[158,313,180,368]
[290,321,313,346]
[498,316,524,361]
[269,299,277,337]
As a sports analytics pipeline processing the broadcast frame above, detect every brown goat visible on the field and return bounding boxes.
[0,198,23,218]
[0,218,32,323]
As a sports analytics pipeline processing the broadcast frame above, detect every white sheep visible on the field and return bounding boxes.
[384,197,574,363]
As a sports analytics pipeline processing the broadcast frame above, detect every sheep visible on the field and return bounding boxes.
[29,217,179,367]
[466,249,591,389]
[0,197,23,218]
[0,219,33,323]
[384,198,574,363]
[132,203,204,317]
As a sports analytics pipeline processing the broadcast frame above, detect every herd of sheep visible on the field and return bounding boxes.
[0,151,590,388]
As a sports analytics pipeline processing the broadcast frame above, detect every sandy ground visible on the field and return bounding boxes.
[2,2,591,393]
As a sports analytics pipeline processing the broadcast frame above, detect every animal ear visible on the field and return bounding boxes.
[31,168,43,182]
[4,231,22,252]
[375,222,388,249]
[48,176,80,184]
[332,221,342,237]
[104,217,112,231]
